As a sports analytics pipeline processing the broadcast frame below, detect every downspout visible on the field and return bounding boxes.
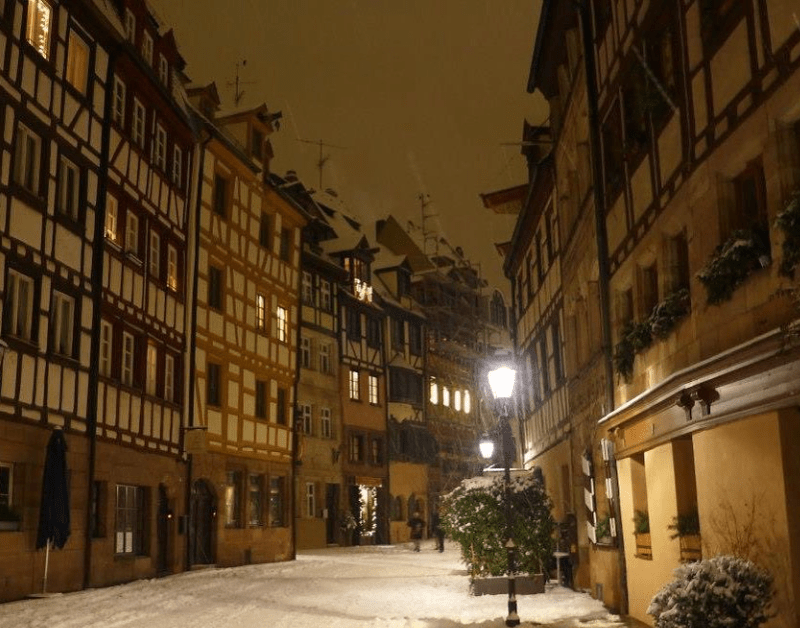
[291,224,306,560]
[84,45,117,590]
[184,126,211,571]
[576,0,627,613]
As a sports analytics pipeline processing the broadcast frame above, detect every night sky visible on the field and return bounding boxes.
[149,0,546,295]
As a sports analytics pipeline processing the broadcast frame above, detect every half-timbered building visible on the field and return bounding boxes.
[185,86,305,568]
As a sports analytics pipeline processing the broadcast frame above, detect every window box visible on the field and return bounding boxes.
[679,534,702,562]
[697,228,770,305]
[634,532,652,559]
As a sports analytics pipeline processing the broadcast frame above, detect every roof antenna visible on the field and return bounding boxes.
[228,59,255,107]
[297,138,347,190]
[418,193,439,256]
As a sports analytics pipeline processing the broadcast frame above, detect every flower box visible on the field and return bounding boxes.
[679,534,702,562]
[635,532,652,559]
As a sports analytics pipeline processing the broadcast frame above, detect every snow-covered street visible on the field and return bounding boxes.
[0,542,629,628]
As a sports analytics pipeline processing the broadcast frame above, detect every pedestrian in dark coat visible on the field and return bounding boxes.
[408,511,424,552]
[431,510,445,552]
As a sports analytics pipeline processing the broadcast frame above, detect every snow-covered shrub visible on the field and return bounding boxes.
[441,473,554,578]
[697,229,770,305]
[647,555,773,628]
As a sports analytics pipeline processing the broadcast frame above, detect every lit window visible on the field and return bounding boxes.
[124,9,135,43]
[224,470,242,528]
[349,369,360,400]
[368,374,379,405]
[256,294,266,331]
[277,306,287,342]
[300,336,311,368]
[164,354,174,402]
[57,156,80,220]
[13,124,42,194]
[141,31,153,65]
[248,474,263,526]
[167,245,178,291]
[132,99,145,146]
[172,145,182,187]
[4,269,35,341]
[149,231,160,278]
[26,0,52,59]
[464,390,471,414]
[121,331,134,386]
[112,77,125,126]
[269,477,284,527]
[320,280,331,311]
[454,390,462,412]
[51,291,74,356]
[305,482,315,518]
[125,211,139,256]
[429,379,438,404]
[320,407,331,438]
[66,30,90,94]
[299,404,312,434]
[319,343,330,374]
[146,342,157,395]
[105,193,118,241]
[158,54,168,84]
[442,386,450,407]
[99,320,112,377]
[154,124,166,170]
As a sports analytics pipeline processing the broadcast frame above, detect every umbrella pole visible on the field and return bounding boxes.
[42,539,50,594]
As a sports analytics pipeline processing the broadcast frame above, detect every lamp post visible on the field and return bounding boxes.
[482,364,519,627]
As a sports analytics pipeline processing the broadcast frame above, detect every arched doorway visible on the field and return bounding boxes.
[190,479,216,565]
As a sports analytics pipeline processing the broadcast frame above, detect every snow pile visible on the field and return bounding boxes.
[0,543,627,628]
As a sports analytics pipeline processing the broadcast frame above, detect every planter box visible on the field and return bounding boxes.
[471,574,544,596]
[635,532,652,559]
[679,534,702,562]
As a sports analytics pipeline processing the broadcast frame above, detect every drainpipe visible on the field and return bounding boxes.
[184,125,211,571]
[84,44,117,591]
[291,225,306,560]
[576,0,627,614]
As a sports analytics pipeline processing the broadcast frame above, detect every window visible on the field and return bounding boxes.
[164,354,175,402]
[132,99,145,147]
[442,386,450,408]
[279,227,291,261]
[124,8,135,43]
[167,245,178,291]
[121,331,134,386]
[207,362,221,406]
[26,0,52,59]
[640,263,659,318]
[372,439,383,465]
[158,54,168,84]
[4,269,35,341]
[172,146,182,187]
[368,374,379,405]
[409,322,422,355]
[346,306,361,340]
[255,380,266,418]
[350,434,364,463]
[105,193,118,241]
[454,390,462,412]
[99,320,112,377]
[112,76,125,126]
[667,231,690,294]
[125,211,139,256]
[259,213,270,248]
[391,317,404,350]
[367,316,381,348]
[319,343,330,374]
[300,336,311,368]
[0,463,13,508]
[256,293,267,331]
[51,291,74,356]
[429,379,438,405]
[145,341,157,395]
[115,485,145,555]
[464,390,471,414]
[66,30,90,94]
[299,404,312,434]
[149,231,160,278]
[141,31,153,65]
[208,265,222,310]
[224,470,242,528]
[55,156,80,220]
[302,272,313,305]
[276,306,288,342]
[276,387,287,425]
[320,407,331,438]
[349,369,360,400]
[551,320,564,384]
[13,124,42,194]
[213,173,228,217]
[248,474,263,526]
[252,128,264,160]
[389,368,422,404]
[269,477,284,527]
[724,164,770,247]
[305,483,315,518]
[320,280,331,311]
[154,124,166,170]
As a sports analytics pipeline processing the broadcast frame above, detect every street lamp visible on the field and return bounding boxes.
[482,363,519,627]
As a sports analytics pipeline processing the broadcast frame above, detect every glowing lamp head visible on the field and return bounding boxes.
[479,434,495,460]
[487,366,516,400]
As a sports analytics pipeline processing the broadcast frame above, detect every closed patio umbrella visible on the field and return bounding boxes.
[35,428,70,594]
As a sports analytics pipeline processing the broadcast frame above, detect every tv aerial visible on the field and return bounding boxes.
[297,138,347,190]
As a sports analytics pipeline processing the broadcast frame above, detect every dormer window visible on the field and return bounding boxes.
[141,31,153,65]
[158,54,168,84]
[124,9,135,43]
[26,0,53,60]
[252,128,264,160]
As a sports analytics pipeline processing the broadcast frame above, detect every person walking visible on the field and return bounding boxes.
[431,510,445,552]
[408,511,425,552]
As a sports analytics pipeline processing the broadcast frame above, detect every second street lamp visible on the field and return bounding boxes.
[483,363,519,628]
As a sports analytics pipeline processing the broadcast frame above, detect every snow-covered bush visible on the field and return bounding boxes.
[441,473,554,578]
[647,555,773,628]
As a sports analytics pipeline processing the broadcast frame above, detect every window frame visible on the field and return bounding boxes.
[4,268,36,342]
[141,30,153,65]
[164,353,175,402]
[207,362,221,407]
[276,305,288,342]
[348,369,360,401]
[56,154,81,222]
[145,341,158,396]
[115,484,146,555]
[320,407,331,439]
[50,289,75,357]
[112,76,126,127]
[132,98,146,147]
[256,293,267,332]
[300,336,311,369]
[124,8,135,43]
[154,123,167,170]
[167,244,178,292]
[208,265,223,310]
[13,123,43,196]
[368,374,379,405]
[125,210,140,257]
[99,320,112,377]
[105,193,118,242]
[25,0,53,60]
[255,379,266,419]
[149,230,161,279]
[65,28,90,95]
[121,331,135,387]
